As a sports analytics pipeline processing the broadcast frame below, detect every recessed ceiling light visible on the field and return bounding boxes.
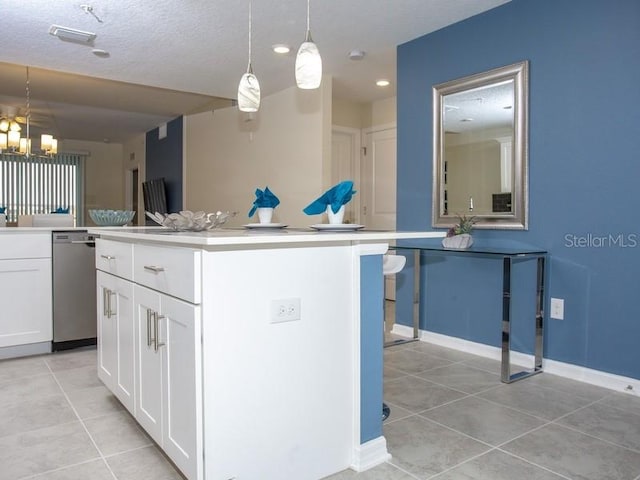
[272,44,291,54]
[376,79,390,87]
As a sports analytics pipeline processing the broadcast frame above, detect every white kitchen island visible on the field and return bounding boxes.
[89,226,442,480]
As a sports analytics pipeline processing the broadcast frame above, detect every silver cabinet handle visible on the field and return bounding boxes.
[103,288,109,316]
[107,290,115,318]
[146,308,153,347]
[143,265,165,274]
[154,313,166,352]
[100,254,116,260]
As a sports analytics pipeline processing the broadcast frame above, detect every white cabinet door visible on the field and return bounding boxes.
[162,294,202,480]
[97,271,117,389]
[134,284,202,480]
[135,284,163,445]
[97,271,136,413]
[0,258,52,347]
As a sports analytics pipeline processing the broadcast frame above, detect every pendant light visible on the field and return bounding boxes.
[295,0,322,89]
[237,0,260,112]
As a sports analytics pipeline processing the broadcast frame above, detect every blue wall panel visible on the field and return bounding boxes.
[360,254,384,444]
[397,0,640,379]
[145,116,183,213]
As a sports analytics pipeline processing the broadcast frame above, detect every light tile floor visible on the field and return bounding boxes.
[2,340,640,480]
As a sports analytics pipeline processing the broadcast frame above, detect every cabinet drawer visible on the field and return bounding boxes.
[0,233,51,259]
[134,244,201,303]
[96,238,133,280]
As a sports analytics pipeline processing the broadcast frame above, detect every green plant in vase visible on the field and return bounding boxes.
[443,214,476,249]
[446,214,476,237]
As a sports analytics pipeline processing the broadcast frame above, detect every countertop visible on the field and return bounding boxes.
[87,226,444,248]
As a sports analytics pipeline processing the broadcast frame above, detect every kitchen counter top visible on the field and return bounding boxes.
[88,226,444,247]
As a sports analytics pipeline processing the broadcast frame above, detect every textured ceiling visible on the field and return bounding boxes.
[0,0,510,143]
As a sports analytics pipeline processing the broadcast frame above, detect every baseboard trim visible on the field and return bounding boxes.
[391,324,640,397]
[350,436,391,472]
[0,341,52,360]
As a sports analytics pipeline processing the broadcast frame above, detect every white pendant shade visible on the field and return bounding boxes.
[295,33,322,89]
[237,0,260,113]
[237,65,261,113]
[0,133,6,149]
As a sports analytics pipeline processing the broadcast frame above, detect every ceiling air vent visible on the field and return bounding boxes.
[49,25,96,44]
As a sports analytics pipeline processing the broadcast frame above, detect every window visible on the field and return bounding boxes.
[0,153,86,224]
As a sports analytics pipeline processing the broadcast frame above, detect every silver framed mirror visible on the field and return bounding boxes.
[432,61,529,230]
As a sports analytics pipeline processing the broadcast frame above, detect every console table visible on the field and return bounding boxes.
[391,242,547,383]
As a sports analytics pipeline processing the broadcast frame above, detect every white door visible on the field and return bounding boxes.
[362,127,399,300]
[361,128,397,230]
[162,295,202,480]
[331,127,360,224]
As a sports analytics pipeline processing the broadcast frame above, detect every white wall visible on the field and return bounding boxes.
[122,134,146,225]
[60,139,124,225]
[184,79,332,227]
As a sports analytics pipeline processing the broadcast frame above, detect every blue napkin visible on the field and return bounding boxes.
[51,207,69,214]
[248,187,280,217]
[303,180,356,215]
[0,207,5,214]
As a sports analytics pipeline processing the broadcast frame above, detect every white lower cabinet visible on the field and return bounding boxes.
[134,283,202,480]
[0,257,52,348]
[96,270,135,413]
[0,233,52,351]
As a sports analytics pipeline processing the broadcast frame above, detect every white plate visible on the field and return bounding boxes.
[243,223,288,229]
[310,224,365,231]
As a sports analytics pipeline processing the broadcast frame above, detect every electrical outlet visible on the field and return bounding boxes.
[270,298,301,323]
[550,297,564,320]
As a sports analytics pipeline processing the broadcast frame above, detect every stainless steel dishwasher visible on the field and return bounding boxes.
[52,230,97,351]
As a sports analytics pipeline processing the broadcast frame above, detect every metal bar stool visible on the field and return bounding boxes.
[382,254,406,421]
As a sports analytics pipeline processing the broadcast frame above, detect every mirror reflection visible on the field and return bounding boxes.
[433,61,528,229]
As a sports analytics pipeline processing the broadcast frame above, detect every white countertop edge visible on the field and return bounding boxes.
[87,227,444,247]
[0,226,91,233]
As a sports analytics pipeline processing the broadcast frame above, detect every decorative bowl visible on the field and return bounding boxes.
[145,210,236,231]
[89,209,136,226]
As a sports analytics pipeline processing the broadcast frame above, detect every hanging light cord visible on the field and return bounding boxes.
[247,0,252,69]
[25,67,31,155]
[306,0,311,31]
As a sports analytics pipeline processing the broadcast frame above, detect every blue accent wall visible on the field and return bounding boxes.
[360,254,384,443]
[397,0,640,379]
[146,116,183,213]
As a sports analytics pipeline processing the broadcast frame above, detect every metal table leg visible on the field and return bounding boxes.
[501,254,545,383]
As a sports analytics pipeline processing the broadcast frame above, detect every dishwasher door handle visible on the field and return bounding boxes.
[71,240,96,244]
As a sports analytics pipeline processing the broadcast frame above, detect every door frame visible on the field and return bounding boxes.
[331,125,362,224]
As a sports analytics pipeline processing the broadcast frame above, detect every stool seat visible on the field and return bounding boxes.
[383,254,406,276]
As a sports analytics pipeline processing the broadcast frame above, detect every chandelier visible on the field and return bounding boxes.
[0,67,58,156]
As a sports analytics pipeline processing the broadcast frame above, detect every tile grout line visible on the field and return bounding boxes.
[45,360,120,480]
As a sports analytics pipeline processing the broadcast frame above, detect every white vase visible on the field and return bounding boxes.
[326,205,345,224]
[442,233,473,249]
[257,207,274,224]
